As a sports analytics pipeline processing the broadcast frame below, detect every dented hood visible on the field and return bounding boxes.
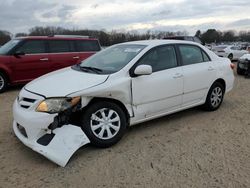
[25,67,109,97]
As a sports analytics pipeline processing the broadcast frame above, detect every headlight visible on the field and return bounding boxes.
[36,97,81,113]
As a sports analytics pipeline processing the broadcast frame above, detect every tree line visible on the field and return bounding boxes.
[195,29,250,44]
[0,26,250,46]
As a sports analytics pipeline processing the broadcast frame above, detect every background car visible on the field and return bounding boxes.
[0,35,101,93]
[163,36,203,44]
[240,45,250,53]
[212,45,249,60]
[237,54,250,75]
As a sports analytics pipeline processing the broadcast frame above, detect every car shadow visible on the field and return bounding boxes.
[70,106,209,166]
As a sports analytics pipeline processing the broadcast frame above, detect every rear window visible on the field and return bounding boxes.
[76,40,100,52]
[48,40,71,53]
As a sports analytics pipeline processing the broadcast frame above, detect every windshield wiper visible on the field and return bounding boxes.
[79,66,103,74]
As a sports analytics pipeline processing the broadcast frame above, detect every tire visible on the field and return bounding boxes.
[0,72,7,93]
[228,54,233,61]
[203,82,225,111]
[80,101,127,148]
[237,62,245,75]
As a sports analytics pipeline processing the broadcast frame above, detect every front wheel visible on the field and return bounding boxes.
[81,101,127,148]
[0,72,7,93]
[203,82,225,111]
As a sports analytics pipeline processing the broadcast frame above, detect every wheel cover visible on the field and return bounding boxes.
[90,108,121,140]
[0,75,4,90]
[210,87,223,108]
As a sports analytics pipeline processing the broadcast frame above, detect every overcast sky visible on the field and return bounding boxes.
[0,0,250,35]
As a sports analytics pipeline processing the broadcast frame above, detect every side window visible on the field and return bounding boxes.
[202,51,210,62]
[179,45,204,65]
[194,37,202,44]
[49,40,71,53]
[16,40,46,54]
[68,41,76,52]
[231,46,240,50]
[76,40,100,52]
[186,37,194,42]
[137,45,178,72]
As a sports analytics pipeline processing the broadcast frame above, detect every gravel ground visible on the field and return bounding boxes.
[0,72,250,188]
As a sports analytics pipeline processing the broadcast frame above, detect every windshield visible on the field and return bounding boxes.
[78,44,146,74]
[0,39,21,55]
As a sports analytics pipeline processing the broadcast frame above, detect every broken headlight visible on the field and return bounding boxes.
[36,97,81,113]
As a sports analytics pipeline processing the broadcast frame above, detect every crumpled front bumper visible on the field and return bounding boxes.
[13,97,90,167]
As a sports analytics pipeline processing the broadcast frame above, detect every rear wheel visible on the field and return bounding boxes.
[81,101,127,148]
[228,54,233,61]
[203,82,225,111]
[0,72,7,93]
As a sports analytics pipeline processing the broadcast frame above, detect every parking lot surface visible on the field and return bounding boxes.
[0,73,250,188]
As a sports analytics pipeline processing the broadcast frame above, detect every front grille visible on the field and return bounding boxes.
[17,124,28,138]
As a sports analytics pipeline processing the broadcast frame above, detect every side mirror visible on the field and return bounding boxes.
[14,51,25,57]
[134,65,152,76]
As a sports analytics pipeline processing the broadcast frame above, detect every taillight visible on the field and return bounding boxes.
[230,63,235,70]
[218,50,225,53]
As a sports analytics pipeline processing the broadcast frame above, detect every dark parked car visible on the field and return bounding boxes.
[0,35,101,93]
[237,54,250,75]
[163,36,202,44]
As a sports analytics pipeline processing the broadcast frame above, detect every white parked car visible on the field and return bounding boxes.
[13,40,235,166]
[213,45,249,60]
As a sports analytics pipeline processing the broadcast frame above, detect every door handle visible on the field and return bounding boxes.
[40,58,49,61]
[208,66,215,71]
[73,56,80,59]
[173,73,183,79]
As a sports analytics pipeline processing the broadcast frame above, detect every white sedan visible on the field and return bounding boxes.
[213,45,249,60]
[13,40,235,166]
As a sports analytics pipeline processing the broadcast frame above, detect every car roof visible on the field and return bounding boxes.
[120,39,200,47]
[15,36,98,41]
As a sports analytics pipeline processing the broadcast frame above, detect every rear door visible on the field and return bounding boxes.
[178,44,216,107]
[48,40,79,71]
[76,40,101,63]
[10,39,50,82]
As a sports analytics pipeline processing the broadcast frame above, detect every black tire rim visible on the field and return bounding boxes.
[0,75,4,90]
[210,87,223,108]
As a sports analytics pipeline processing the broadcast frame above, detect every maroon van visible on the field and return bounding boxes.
[0,35,101,93]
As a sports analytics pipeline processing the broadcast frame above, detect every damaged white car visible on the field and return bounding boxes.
[13,40,234,167]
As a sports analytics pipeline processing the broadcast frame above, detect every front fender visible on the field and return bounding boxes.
[68,77,133,117]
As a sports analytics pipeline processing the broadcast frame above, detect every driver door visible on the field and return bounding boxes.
[11,40,51,83]
[131,45,183,120]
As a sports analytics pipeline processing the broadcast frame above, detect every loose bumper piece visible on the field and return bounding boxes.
[13,123,90,167]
